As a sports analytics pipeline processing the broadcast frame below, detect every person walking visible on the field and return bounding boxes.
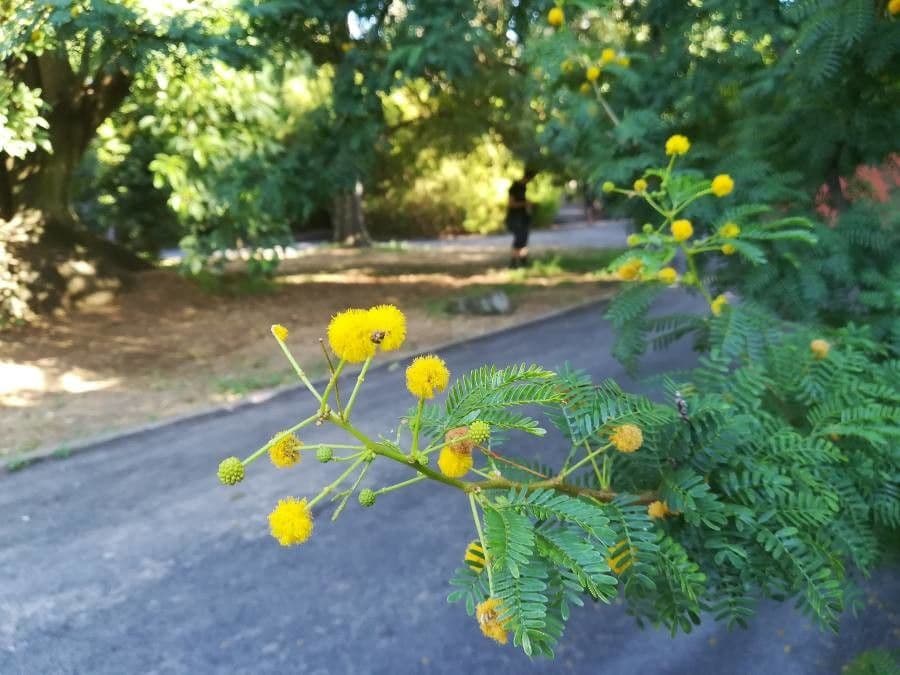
[506,167,536,268]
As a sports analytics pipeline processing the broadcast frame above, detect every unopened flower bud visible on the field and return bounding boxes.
[358,488,377,507]
[217,457,244,485]
[316,446,334,463]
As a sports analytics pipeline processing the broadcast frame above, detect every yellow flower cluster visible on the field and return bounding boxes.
[268,497,314,546]
[633,178,648,193]
[810,338,830,360]
[269,432,302,469]
[328,304,407,363]
[406,354,450,399]
[438,425,475,479]
[711,174,734,197]
[719,222,741,238]
[548,6,564,26]
[476,598,509,645]
[607,541,634,575]
[270,324,289,342]
[586,66,600,82]
[658,267,678,285]
[665,134,690,156]
[890,0,900,15]
[610,423,643,453]
[464,540,485,574]
[648,500,670,519]
[671,219,693,241]
[617,258,643,281]
[710,294,728,316]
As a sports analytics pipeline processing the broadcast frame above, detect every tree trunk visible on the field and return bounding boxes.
[1,51,148,324]
[331,181,372,245]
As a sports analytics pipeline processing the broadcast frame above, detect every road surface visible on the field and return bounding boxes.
[2,297,897,674]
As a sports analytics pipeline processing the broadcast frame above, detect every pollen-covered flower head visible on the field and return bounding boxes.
[270,324,289,342]
[269,431,302,469]
[438,446,473,478]
[268,497,314,546]
[547,6,564,26]
[710,294,728,316]
[648,500,670,519]
[476,598,509,645]
[633,178,648,193]
[328,308,377,363]
[406,354,450,399]
[810,338,830,360]
[616,258,643,281]
[665,134,690,156]
[658,267,678,285]
[607,541,635,575]
[367,304,406,352]
[600,47,617,64]
[464,540,485,573]
[609,423,643,453]
[890,0,900,15]
[719,222,741,239]
[711,174,734,197]
[579,82,591,94]
[586,66,600,82]
[721,244,736,255]
[671,219,693,241]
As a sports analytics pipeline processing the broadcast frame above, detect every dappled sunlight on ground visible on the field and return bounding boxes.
[1,242,620,456]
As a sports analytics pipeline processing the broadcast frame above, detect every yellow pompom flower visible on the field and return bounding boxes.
[610,423,643,453]
[616,258,643,281]
[607,541,634,575]
[367,304,406,352]
[328,308,376,363]
[710,174,734,197]
[548,6,564,26]
[721,244,736,255]
[633,178,648,193]
[269,432,302,469]
[586,66,601,82]
[665,134,690,156]
[406,354,450,399]
[271,324,289,342]
[464,540,485,573]
[719,222,741,238]
[810,339,830,360]
[710,294,728,316]
[658,267,678,285]
[890,0,900,15]
[600,47,617,64]
[268,497,314,546]
[671,219,693,241]
[648,500,670,519]
[438,446,473,478]
[476,598,509,645]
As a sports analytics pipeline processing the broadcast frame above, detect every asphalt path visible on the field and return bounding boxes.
[2,296,897,674]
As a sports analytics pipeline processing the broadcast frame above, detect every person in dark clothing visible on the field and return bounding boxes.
[506,168,536,268]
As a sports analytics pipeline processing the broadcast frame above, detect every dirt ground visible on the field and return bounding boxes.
[0,246,618,457]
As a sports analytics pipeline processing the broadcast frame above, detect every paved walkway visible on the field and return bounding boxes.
[1,298,896,674]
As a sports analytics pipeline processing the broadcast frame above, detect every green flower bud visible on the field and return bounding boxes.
[642,223,654,234]
[626,234,641,248]
[602,181,615,194]
[316,446,333,463]
[217,457,244,486]
[470,420,491,444]
[358,488,377,507]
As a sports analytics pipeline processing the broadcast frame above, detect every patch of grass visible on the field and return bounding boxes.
[511,249,626,279]
[215,371,289,396]
[192,271,278,297]
[6,456,33,472]
[52,446,73,459]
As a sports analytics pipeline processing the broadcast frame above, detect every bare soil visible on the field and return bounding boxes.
[0,246,617,457]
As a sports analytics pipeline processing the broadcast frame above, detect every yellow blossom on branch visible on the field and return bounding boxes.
[367,304,407,352]
[617,259,643,281]
[711,174,734,197]
[610,423,643,453]
[328,308,376,363]
[406,354,450,399]
[476,598,509,645]
[648,500,670,519]
[548,6,564,26]
[665,134,690,156]
[633,178,648,193]
[438,446,473,478]
[268,497,314,546]
[658,267,678,285]
[810,339,830,360]
[269,432,302,468]
[710,294,728,316]
[600,47,617,64]
[719,222,741,238]
[586,66,601,82]
[270,324,289,342]
[671,219,693,241]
